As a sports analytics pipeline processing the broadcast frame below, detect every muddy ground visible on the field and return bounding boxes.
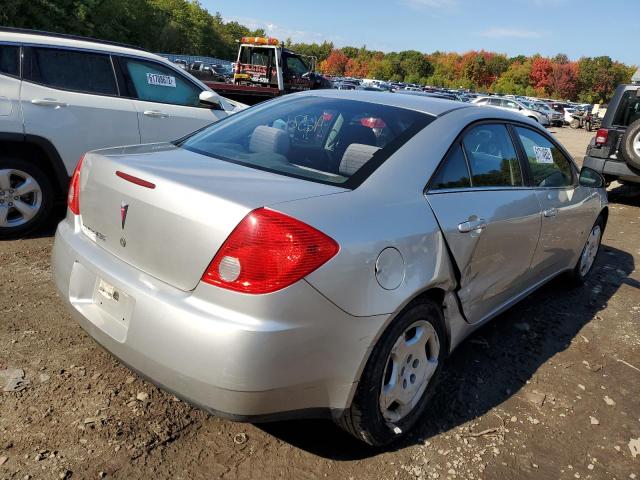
[1,127,639,480]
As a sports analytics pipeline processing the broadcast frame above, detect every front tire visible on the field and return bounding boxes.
[0,158,54,239]
[568,216,604,286]
[336,299,446,446]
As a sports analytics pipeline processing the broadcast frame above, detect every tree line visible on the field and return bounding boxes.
[1,0,635,102]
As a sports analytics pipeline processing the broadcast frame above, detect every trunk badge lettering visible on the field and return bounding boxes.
[120,202,129,229]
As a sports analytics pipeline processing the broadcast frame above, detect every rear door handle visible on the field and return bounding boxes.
[143,110,169,118]
[458,218,487,233]
[543,208,558,218]
[31,98,68,108]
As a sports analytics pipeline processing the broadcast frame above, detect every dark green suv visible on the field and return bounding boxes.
[583,74,640,185]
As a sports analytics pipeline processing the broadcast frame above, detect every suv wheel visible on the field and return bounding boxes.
[0,158,54,239]
[336,299,445,446]
[620,119,640,171]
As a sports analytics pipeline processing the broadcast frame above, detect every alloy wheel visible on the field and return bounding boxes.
[0,169,43,228]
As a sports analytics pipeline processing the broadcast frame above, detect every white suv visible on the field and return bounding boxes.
[0,28,244,238]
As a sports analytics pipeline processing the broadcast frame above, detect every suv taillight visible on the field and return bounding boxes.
[67,155,84,215]
[201,208,339,294]
[595,128,609,147]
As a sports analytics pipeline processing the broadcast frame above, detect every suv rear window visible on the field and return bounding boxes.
[24,47,117,96]
[612,89,640,127]
[180,96,433,188]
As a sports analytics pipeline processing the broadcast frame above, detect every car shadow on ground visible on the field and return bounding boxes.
[607,183,640,207]
[258,244,635,460]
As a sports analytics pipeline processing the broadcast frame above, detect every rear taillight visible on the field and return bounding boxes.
[201,208,339,294]
[595,128,609,146]
[67,155,84,215]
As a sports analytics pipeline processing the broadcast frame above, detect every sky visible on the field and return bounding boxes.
[205,0,637,65]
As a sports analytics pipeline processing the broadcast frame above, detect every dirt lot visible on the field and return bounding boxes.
[1,127,639,480]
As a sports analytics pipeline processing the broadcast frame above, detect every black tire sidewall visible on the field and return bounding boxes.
[353,300,446,446]
[620,120,640,171]
[0,158,54,239]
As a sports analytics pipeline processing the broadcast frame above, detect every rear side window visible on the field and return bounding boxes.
[514,126,574,187]
[24,47,117,95]
[431,143,471,189]
[0,45,19,76]
[181,96,433,188]
[612,89,640,127]
[120,57,202,107]
[462,124,523,187]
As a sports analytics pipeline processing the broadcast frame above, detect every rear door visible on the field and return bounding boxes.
[426,123,542,324]
[21,46,140,173]
[117,56,226,143]
[513,126,597,276]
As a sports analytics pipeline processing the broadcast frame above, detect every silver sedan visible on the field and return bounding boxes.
[52,90,608,446]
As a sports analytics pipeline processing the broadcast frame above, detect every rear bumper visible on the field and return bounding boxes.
[583,155,640,182]
[52,217,387,420]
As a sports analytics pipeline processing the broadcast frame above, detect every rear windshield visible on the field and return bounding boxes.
[180,96,433,188]
[612,89,640,127]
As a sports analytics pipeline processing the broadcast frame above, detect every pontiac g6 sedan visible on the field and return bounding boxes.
[52,91,608,446]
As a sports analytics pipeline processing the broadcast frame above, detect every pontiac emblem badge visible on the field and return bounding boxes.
[120,202,129,229]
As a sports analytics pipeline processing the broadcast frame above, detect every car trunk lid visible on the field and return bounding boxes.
[79,143,346,291]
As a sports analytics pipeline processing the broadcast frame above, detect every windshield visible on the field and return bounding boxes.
[180,95,433,188]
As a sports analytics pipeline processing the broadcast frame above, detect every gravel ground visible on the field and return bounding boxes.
[1,127,639,480]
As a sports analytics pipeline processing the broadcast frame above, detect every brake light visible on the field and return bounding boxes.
[201,208,339,294]
[67,155,84,215]
[595,128,609,146]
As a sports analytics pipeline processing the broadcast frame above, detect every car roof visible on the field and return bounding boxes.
[0,27,157,61]
[296,89,468,116]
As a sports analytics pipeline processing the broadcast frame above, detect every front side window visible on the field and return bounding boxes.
[612,89,640,127]
[503,100,518,109]
[180,96,433,188]
[0,44,19,76]
[515,126,574,187]
[286,56,309,76]
[121,57,201,107]
[462,124,523,187]
[24,47,117,95]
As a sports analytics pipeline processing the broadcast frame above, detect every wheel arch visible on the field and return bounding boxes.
[0,133,70,200]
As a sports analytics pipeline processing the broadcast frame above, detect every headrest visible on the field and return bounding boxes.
[249,125,290,156]
[339,143,381,176]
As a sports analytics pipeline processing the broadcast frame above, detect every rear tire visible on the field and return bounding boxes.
[336,299,446,446]
[0,157,54,239]
[569,118,580,129]
[567,215,604,286]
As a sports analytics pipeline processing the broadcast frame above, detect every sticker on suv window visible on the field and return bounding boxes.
[146,73,176,88]
[533,146,553,164]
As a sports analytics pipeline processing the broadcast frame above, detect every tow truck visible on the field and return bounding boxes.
[204,36,330,105]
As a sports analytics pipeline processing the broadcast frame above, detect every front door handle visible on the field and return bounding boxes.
[143,110,169,118]
[458,218,487,233]
[543,208,558,218]
[31,98,68,108]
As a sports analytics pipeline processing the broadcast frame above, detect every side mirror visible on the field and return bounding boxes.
[199,90,223,111]
[518,106,523,110]
[579,166,605,188]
